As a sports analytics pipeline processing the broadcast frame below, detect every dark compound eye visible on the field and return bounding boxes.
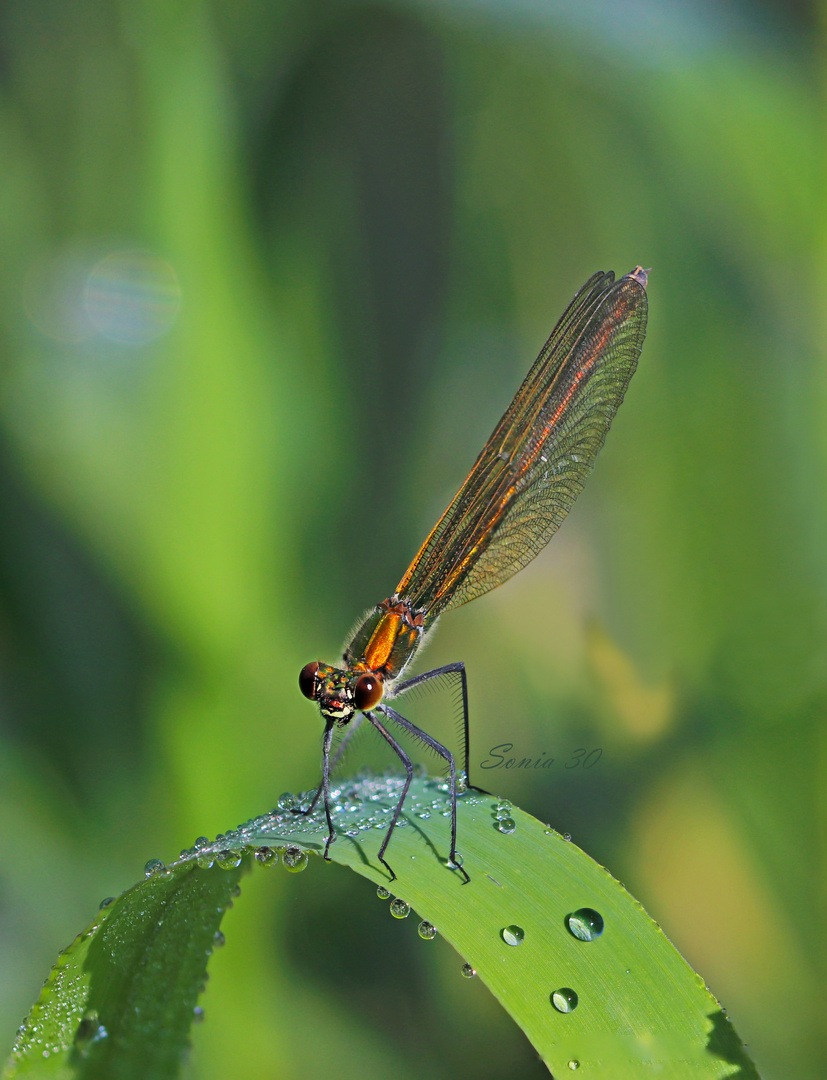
[299,662,320,700]
[353,673,383,711]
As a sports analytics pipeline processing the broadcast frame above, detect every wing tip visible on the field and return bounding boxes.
[626,265,651,290]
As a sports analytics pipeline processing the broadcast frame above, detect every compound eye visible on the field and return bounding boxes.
[353,673,383,711]
[299,662,320,700]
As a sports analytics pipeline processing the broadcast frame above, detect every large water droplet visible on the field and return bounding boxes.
[418,921,436,940]
[278,792,298,811]
[496,818,516,834]
[376,886,391,900]
[461,963,477,979]
[216,850,242,870]
[566,908,604,941]
[98,897,115,910]
[144,859,165,878]
[196,853,215,870]
[568,1060,580,1070]
[213,931,225,948]
[283,847,308,873]
[501,925,525,946]
[551,987,579,1013]
[389,898,410,919]
[254,847,278,868]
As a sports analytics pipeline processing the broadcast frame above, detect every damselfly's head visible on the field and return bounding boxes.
[298,662,384,725]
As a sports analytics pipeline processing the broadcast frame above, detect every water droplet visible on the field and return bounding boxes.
[447,852,464,870]
[254,846,278,868]
[216,850,241,870]
[551,987,579,1013]
[418,921,436,940]
[389,898,411,919]
[278,792,298,811]
[562,833,572,842]
[501,925,525,946]
[74,1010,107,1054]
[566,908,604,941]
[196,853,215,870]
[283,847,308,872]
[213,931,225,948]
[194,836,210,849]
[144,859,165,878]
[461,963,477,979]
[193,1006,205,1023]
[456,772,468,794]
[99,897,115,910]
[376,886,391,900]
[568,1060,580,1070]
[496,818,516,834]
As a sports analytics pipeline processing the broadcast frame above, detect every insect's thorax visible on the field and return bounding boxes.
[344,596,426,682]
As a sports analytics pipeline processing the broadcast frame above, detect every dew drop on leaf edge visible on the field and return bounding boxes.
[389,898,411,919]
[254,846,279,868]
[283,847,309,872]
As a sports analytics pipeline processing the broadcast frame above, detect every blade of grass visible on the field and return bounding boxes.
[4,776,759,1079]
[3,862,241,1080]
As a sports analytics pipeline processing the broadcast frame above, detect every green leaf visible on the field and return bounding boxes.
[4,777,759,1079]
[3,862,241,1080]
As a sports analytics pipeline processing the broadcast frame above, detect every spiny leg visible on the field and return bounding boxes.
[364,711,414,883]
[378,702,471,884]
[295,712,365,816]
[319,719,336,859]
[393,661,476,790]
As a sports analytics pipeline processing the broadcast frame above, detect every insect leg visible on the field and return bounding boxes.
[378,702,470,884]
[295,712,365,816]
[393,661,472,785]
[364,710,413,883]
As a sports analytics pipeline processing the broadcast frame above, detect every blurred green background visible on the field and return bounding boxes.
[0,2,821,1078]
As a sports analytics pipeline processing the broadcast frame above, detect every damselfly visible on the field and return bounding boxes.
[299,267,649,882]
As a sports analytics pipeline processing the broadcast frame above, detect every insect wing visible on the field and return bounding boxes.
[396,268,648,616]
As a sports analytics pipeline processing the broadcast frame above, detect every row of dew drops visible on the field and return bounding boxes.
[137,788,605,1068]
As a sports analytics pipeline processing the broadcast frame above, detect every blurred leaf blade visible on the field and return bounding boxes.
[3,863,241,1080]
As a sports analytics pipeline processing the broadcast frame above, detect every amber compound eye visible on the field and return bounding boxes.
[353,673,383,711]
[298,662,320,700]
